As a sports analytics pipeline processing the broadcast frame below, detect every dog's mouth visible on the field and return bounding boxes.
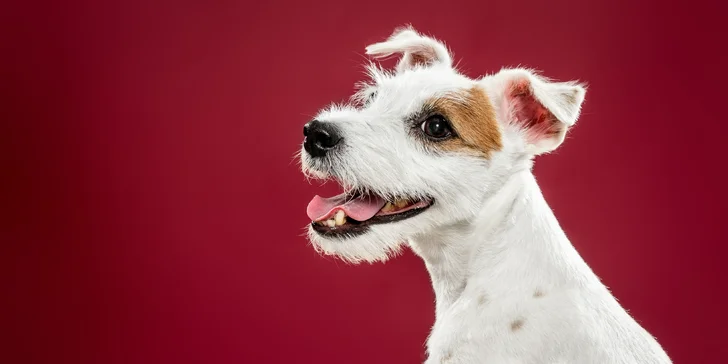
[307,189,434,238]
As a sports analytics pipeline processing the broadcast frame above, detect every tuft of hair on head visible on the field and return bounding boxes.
[365,25,453,73]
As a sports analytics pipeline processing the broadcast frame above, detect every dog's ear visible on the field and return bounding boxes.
[485,68,586,155]
[365,26,453,73]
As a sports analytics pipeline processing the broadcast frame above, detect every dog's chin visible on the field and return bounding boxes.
[307,221,419,264]
[302,159,446,262]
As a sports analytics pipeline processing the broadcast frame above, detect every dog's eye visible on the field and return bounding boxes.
[420,115,453,140]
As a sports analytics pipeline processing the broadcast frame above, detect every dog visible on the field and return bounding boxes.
[299,27,671,364]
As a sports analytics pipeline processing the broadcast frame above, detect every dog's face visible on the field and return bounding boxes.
[300,27,586,263]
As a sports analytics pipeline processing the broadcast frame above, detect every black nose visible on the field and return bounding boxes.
[303,120,343,158]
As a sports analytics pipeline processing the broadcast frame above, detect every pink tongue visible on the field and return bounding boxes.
[307,193,386,222]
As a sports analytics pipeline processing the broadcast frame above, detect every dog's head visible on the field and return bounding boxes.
[300,27,586,263]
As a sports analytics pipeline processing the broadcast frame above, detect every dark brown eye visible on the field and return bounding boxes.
[420,114,453,140]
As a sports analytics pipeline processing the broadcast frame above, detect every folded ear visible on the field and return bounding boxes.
[487,68,586,155]
[365,26,453,73]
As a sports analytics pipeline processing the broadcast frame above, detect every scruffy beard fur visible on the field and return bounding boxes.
[302,143,517,263]
[299,26,671,364]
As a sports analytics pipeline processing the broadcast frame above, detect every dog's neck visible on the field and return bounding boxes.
[409,170,599,320]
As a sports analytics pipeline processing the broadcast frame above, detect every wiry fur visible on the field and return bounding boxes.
[300,27,671,363]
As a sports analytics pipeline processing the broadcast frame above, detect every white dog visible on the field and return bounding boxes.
[299,27,671,364]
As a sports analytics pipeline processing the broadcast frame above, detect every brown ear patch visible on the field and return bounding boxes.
[425,87,502,158]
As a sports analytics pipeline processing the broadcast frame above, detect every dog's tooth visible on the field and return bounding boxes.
[326,219,336,228]
[382,202,394,212]
[334,210,346,226]
[395,199,408,208]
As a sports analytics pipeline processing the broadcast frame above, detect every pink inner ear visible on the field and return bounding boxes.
[506,79,559,142]
[410,53,429,66]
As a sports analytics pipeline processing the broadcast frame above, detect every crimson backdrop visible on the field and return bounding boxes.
[4,0,727,363]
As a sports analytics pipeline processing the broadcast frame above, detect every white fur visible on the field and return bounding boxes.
[300,28,671,363]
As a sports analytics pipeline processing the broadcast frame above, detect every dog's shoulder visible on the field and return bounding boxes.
[426,286,671,363]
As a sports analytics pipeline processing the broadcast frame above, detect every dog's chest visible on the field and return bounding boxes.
[424,298,525,363]
[423,292,586,364]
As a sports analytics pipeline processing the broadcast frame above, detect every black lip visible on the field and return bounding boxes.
[311,199,434,238]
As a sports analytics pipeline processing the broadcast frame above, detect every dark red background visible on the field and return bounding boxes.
[3,0,727,363]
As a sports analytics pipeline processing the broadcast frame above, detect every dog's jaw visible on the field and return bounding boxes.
[300,124,505,263]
